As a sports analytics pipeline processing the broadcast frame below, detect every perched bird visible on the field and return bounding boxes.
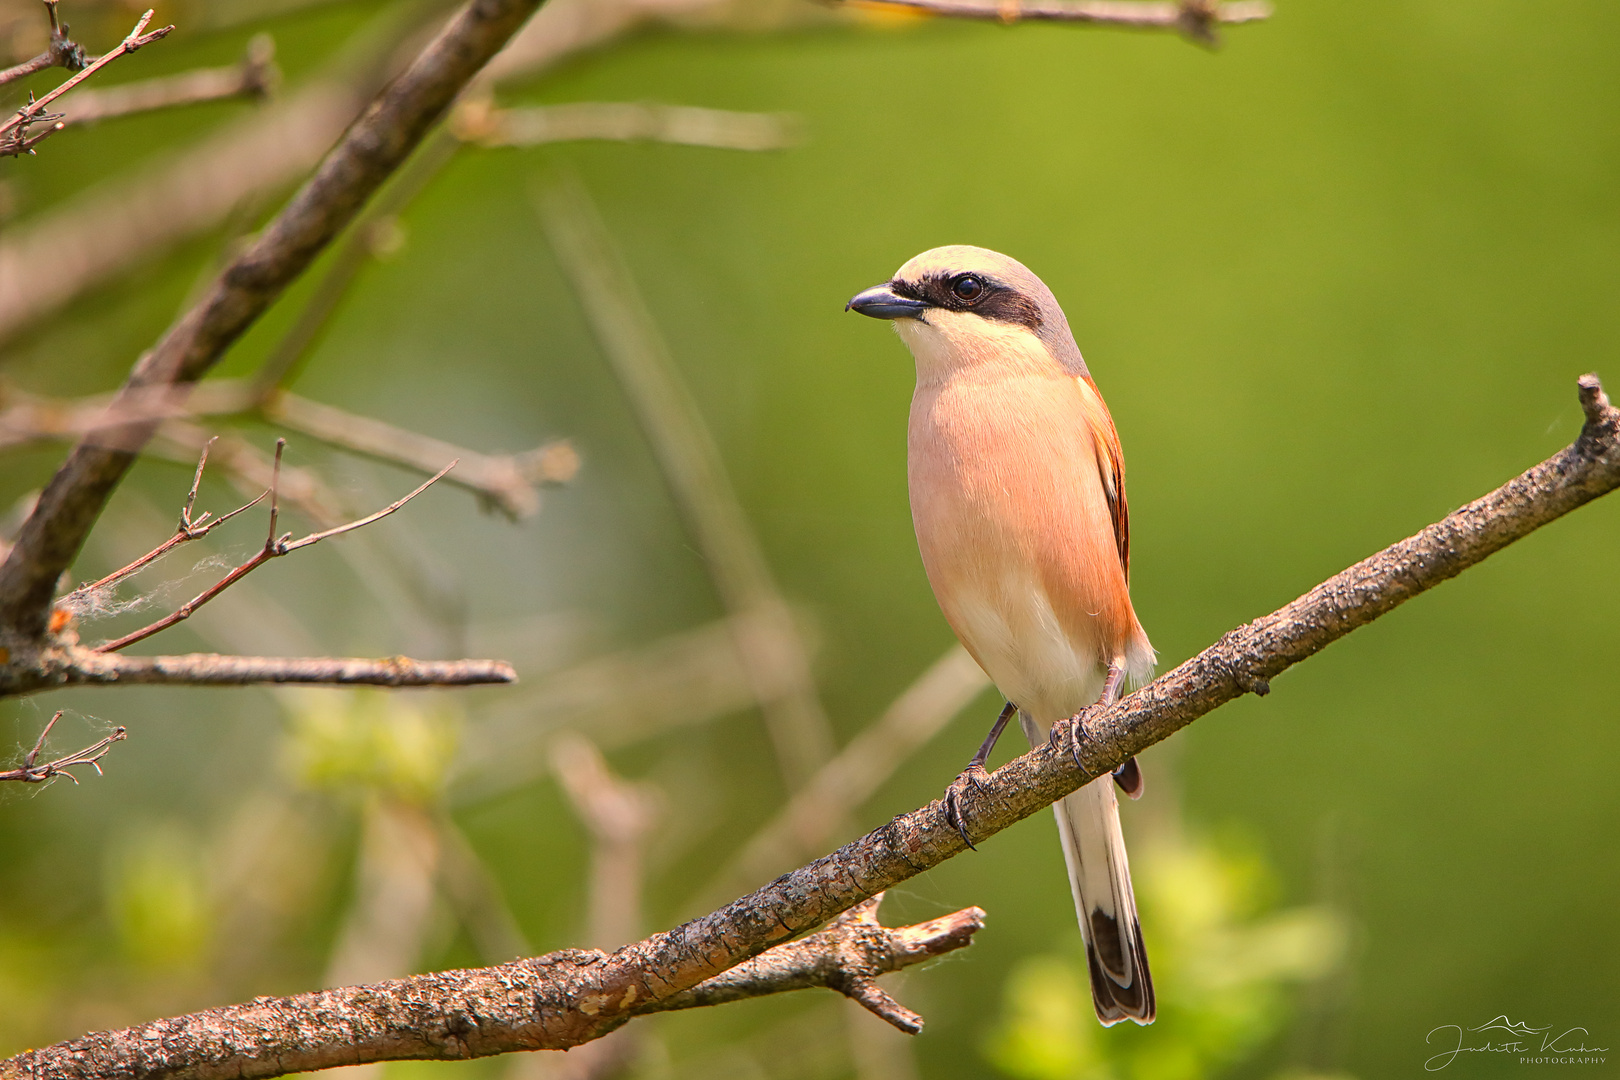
[847,246,1156,1026]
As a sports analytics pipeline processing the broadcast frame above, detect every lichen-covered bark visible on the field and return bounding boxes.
[3,377,1615,1080]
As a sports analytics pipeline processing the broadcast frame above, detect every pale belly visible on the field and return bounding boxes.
[907,375,1123,727]
[946,571,1108,729]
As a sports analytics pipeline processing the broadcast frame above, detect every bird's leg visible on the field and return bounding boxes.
[943,700,1017,849]
[1050,655,1144,799]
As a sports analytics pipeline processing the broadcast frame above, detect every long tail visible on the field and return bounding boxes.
[1021,712,1155,1026]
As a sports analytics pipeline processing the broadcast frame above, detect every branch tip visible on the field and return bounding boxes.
[1578,373,1612,425]
[839,975,924,1034]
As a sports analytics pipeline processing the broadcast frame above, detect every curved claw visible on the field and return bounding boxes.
[1050,710,1094,774]
[942,763,989,850]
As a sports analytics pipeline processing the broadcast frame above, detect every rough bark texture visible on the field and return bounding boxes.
[0,899,985,1079]
[2,377,1614,1080]
[0,0,544,640]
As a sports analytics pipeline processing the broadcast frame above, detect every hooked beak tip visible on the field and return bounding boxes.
[847,284,928,321]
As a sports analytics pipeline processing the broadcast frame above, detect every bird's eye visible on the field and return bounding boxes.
[951,276,984,302]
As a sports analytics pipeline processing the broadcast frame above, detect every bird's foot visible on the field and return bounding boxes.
[943,762,991,850]
[1048,707,1099,774]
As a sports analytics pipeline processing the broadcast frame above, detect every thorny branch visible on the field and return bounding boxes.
[0,7,174,156]
[90,440,455,654]
[0,709,126,784]
[3,375,1613,1080]
[0,0,545,640]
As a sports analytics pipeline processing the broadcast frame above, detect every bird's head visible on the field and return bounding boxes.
[846,245,1088,381]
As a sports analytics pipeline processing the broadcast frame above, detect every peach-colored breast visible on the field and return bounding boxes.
[908,372,1147,723]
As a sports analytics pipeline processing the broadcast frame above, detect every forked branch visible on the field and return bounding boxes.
[90,441,454,653]
[0,0,544,639]
[0,2,87,88]
[0,7,174,156]
[2,375,1613,1080]
[0,710,126,784]
[57,438,266,617]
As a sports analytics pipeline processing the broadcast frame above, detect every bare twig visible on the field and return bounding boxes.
[0,2,87,88]
[0,381,579,522]
[91,443,455,653]
[646,895,984,1034]
[262,393,577,521]
[57,438,266,614]
[2,376,1612,1079]
[0,8,174,156]
[0,0,751,348]
[10,650,514,692]
[692,645,989,911]
[0,4,420,342]
[0,0,545,641]
[0,710,126,784]
[60,33,280,125]
[845,0,1272,44]
[537,175,836,788]
[456,101,798,151]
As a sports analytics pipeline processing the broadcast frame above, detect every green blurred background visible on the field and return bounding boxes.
[1,1,1615,1077]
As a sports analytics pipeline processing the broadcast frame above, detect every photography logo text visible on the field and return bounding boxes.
[1426,1016,1608,1070]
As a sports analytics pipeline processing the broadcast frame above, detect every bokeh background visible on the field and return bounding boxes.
[1,1,1616,1078]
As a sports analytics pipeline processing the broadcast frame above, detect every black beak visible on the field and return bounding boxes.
[846,284,928,320]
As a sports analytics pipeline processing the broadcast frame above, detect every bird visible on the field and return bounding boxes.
[847,245,1156,1026]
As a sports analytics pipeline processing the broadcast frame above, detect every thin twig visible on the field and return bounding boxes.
[536,174,836,788]
[0,381,579,522]
[0,0,544,639]
[456,101,798,151]
[0,2,87,88]
[57,439,266,613]
[17,651,515,690]
[60,34,280,126]
[0,8,174,156]
[90,445,455,653]
[2,375,1611,1077]
[845,0,1272,45]
[0,710,127,784]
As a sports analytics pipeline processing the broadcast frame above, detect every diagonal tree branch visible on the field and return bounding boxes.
[0,0,544,643]
[3,375,1613,1080]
